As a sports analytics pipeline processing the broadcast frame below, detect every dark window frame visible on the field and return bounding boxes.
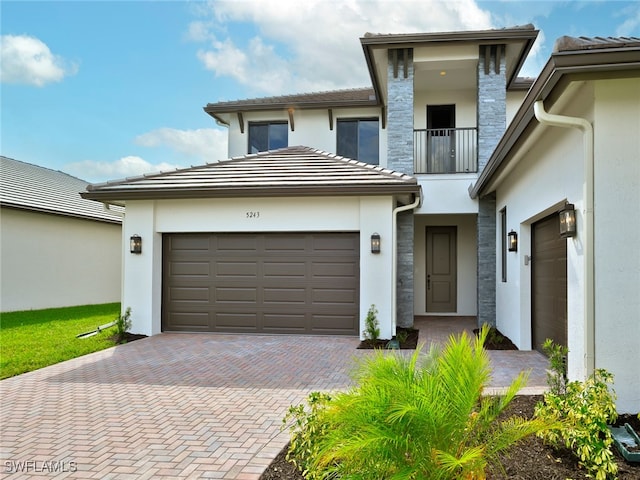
[336,118,380,165]
[500,206,507,282]
[248,121,288,154]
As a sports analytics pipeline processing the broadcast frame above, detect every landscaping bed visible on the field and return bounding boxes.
[260,394,640,480]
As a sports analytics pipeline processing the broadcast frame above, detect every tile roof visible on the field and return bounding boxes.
[1,156,123,223]
[82,146,420,202]
[554,36,640,52]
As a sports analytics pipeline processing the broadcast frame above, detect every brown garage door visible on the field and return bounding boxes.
[532,214,567,353]
[162,232,359,335]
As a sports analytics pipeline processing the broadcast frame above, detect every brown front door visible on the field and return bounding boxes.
[426,226,457,312]
[532,214,568,353]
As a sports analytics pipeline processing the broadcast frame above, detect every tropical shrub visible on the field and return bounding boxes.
[115,307,132,344]
[286,327,551,480]
[534,340,618,480]
[282,391,332,480]
[362,304,380,342]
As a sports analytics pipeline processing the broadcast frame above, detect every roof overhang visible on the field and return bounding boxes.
[361,25,539,105]
[470,39,640,198]
[82,147,421,204]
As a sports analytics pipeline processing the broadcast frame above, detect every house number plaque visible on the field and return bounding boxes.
[246,211,260,218]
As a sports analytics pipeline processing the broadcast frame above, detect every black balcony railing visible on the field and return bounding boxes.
[414,128,477,174]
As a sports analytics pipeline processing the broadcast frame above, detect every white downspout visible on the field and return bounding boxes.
[533,100,595,376]
[392,193,421,334]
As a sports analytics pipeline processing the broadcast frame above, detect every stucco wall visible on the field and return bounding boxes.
[494,78,640,413]
[494,84,591,366]
[121,196,396,339]
[0,208,122,311]
[592,78,640,413]
[226,107,387,167]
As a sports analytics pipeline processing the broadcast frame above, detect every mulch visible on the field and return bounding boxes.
[260,394,640,480]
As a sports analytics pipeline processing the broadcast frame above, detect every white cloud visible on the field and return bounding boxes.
[190,0,494,95]
[65,156,181,183]
[135,127,228,162]
[616,4,640,37]
[64,127,228,183]
[0,34,78,87]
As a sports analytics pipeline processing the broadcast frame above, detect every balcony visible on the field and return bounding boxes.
[414,128,477,174]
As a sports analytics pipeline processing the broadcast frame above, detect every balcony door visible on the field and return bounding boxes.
[427,105,455,173]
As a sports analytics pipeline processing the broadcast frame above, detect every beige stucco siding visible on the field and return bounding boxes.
[1,208,122,311]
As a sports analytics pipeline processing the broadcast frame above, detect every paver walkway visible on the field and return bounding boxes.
[1,319,548,479]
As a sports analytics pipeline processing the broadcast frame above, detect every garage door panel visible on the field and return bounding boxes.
[263,288,306,304]
[311,261,357,278]
[166,312,210,330]
[215,287,257,303]
[216,261,258,278]
[263,261,307,278]
[170,235,210,252]
[263,314,307,331]
[216,235,258,252]
[163,232,359,334]
[311,315,358,333]
[169,287,210,302]
[170,261,210,277]
[215,313,258,330]
[312,288,357,304]
[313,234,358,252]
[264,235,307,252]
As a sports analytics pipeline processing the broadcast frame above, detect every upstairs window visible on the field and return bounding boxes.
[337,118,379,165]
[248,122,288,154]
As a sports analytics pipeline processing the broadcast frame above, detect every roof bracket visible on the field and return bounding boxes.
[237,112,244,134]
[288,108,295,132]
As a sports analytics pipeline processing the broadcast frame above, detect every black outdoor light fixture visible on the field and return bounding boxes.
[508,230,518,252]
[130,234,142,254]
[371,233,381,254]
[559,203,577,238]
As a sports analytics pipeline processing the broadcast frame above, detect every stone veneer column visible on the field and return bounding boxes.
[386,48,415,329]
[476,45,506,327]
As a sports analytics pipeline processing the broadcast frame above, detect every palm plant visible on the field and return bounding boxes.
[308,327,552,479]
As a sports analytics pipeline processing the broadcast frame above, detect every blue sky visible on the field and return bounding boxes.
[2,0,639,182]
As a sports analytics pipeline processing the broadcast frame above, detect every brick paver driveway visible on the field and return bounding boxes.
[1,326,548,479]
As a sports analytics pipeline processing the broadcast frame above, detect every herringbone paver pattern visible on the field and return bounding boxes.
[1,320,548,479]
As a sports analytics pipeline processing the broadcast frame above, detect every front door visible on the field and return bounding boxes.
[426,226,457,312]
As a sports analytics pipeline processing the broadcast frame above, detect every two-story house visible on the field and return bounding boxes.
[82,27,639,412]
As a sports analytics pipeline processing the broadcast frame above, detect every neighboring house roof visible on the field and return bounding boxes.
[361,25,539,96]
[471,35,640,198]
[0,156,123,224]
[82,146,421,203]
[204,87,377,125]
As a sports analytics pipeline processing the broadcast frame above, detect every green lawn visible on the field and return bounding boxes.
[0,303,121,379]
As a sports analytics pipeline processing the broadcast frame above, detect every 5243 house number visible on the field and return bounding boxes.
[246,211,260,218]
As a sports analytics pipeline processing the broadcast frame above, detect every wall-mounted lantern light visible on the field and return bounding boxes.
[508,230,518,252]
[559,203,577,238]
[130,234,142,254]
[371,233,381,254]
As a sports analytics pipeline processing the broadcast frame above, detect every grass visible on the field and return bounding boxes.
[0,303,121,379]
